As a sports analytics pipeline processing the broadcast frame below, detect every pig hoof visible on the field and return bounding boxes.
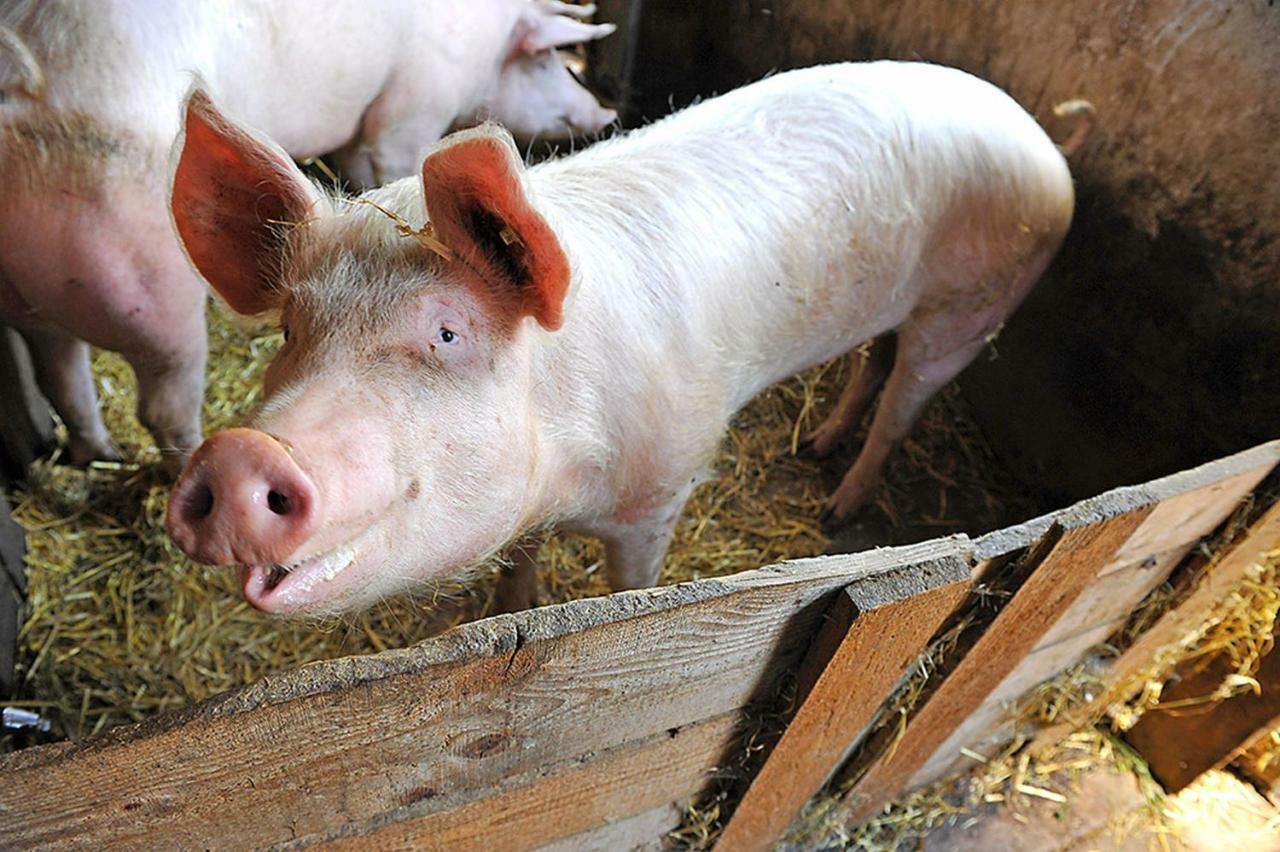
[158,450,193,479]
[798,430,839,460]
[819,487,874,532]
[818,502,842,533]
[66,438,123,468]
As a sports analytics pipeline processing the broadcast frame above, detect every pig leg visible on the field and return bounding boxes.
[599,489,691,591]
[492,541,540,614]
[823,229,1059,522]
[19,326,119,466]
[822,328,989,522]
[123,334,207,474]
[803,334,894,458]
[332,94,451,189]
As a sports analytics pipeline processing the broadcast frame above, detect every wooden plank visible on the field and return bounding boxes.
[1032,499,1280,752]
[306,713,738,850]
[538,803,681,852]
[836,507,1151,824]
[715,563,971,852]
[1126,628,1280,793]
[0,538,971,849]
[908,448,1278,786]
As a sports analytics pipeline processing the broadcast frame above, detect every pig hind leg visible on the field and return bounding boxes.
[19,326,119,466]
[823,245,1057,521]
[822,325,989,522]
[332,91,452,189]
[804,334,894,458]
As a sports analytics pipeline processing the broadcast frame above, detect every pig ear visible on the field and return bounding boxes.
[517,8,616,53]
[171,88,320,315]
[420,128,569,331]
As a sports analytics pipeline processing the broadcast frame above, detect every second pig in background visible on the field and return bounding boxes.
[0,0,615,469]
[165,62,1078,616]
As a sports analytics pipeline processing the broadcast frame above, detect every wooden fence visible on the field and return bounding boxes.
[0,440,1276,850]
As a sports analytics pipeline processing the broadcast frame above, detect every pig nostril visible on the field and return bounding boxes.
[267,490,291,516]
[186,483,215,520]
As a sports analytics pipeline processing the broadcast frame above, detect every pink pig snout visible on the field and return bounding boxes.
[167,428,319,567]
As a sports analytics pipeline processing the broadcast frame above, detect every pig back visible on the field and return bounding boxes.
[532,62,1073,409]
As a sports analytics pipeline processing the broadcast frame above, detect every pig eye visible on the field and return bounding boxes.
[281,324,291,343]
[439,327,457,344]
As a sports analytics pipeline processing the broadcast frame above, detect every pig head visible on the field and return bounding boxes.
[167,91,570,614]
[473,1,618,140]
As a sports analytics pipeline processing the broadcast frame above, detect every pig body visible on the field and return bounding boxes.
[0,0,614,466]
[166,62,1074,614]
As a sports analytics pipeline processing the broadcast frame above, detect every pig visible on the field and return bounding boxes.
[164,61,1077,615]
[0,0,615,470]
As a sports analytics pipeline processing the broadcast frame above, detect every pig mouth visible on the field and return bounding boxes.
[240,541,359,613]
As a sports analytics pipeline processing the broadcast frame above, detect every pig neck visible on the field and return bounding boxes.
[519,189,772,529]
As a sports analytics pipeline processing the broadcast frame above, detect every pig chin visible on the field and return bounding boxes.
[236,510,501,616]
[237,519,389,616]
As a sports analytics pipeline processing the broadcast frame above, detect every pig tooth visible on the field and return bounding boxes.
[264,563,289,591]
[318,545,356,582]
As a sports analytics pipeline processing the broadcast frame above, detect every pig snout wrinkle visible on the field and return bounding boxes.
[167,428,319,567]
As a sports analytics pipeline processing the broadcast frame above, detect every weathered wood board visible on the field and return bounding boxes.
[907,445,1278,788]
[835,441,1278,825]
[838,508,1150,824]
[0,539,970,848]
[311,713,740,850]
[1126,628,1280,793]
[715,568,971,851]
[1031,499,1280,753]
[0,440,1274,849]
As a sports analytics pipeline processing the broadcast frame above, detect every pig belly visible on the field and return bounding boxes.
[0,190,205,356]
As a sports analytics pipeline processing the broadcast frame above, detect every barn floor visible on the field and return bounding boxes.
[761,718,1280,851]
[921,763,1280,851]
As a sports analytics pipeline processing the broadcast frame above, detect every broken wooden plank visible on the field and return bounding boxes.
[836,506,1151,825]
[1032,498,1280,752]
[306,713,738,850]
[0,538,971,848]
[715,562,971,852]
[1126,625,1280,793]
[908,444,1278,787]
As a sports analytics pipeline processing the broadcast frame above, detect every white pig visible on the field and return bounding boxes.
[165,62,1076,615]
[0,0,615,468]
